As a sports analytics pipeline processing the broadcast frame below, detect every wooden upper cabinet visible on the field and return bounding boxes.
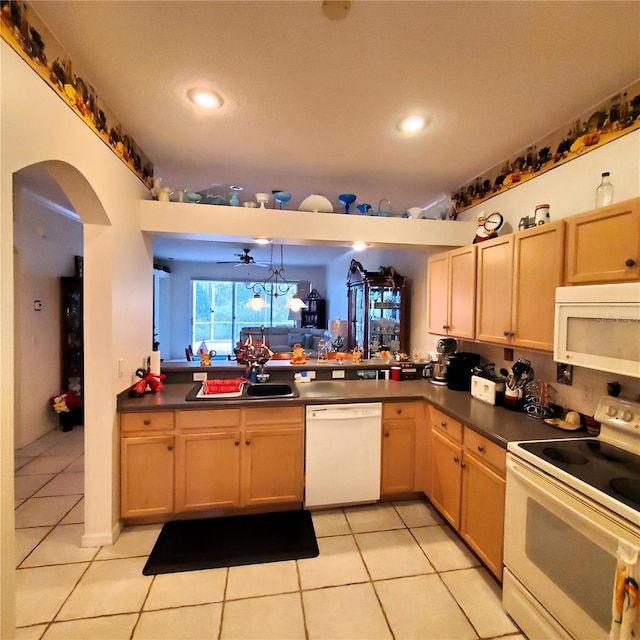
[565,197,640,284]
[427,245,476,339]
[475,235,514,345]
[427,252,449,335]
[512,220,565,351]
[476,221,564,351]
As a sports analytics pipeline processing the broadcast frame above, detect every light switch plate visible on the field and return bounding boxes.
[332,370,345,379]
[193,372,207,381]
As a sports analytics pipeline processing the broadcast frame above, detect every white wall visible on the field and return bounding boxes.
[1,41,151,637]
[12,181,83,448]
[448,130,640,415]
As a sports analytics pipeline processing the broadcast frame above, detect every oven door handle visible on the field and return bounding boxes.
[507,456,631,546]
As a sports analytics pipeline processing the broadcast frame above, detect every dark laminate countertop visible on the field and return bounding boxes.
[118,379,587,448]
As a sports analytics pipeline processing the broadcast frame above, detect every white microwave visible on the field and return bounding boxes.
[554,282,640,378]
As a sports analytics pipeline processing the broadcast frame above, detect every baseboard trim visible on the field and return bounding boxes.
[81,520,123,548]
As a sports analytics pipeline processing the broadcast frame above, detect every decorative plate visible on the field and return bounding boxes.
[298,194,333,213]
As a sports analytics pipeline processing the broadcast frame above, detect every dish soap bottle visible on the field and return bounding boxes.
[595,172,614,208]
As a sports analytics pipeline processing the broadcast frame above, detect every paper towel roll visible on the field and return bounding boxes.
[150,351,161,375]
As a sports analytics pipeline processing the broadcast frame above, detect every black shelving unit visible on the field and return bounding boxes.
[300,289,327,329]
[60,276,83,427]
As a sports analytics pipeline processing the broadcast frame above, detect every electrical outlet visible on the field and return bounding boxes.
[193,372,207,382]
[332,370,345,379]
[583,386,592,402]
[117,359,124,378]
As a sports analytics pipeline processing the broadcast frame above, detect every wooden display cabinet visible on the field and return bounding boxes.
[60,276,84,425]
[346,259,409,358]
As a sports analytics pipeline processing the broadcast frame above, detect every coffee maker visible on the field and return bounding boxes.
[430,338,457,386]
[446,352,481,391]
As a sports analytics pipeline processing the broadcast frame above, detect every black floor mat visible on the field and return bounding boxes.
[142,509,319,575]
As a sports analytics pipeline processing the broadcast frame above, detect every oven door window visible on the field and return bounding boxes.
[526,498,615,633]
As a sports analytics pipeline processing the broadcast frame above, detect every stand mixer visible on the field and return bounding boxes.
[430,338,458,386]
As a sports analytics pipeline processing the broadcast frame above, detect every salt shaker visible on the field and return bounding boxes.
[595,172,614,208]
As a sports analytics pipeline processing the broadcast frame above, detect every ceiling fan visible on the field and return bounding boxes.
[216,248,269,267]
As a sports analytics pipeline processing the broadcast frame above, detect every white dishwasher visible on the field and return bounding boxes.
[304,403,382,508]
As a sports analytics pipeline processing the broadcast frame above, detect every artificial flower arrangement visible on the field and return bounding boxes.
[50,392,83,413]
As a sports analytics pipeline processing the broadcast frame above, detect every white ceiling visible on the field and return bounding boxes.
[26,1,640,262]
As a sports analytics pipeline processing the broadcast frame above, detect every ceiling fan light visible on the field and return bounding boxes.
[246,294,268,310]
[284,295,308,311]
[351,241,367,251]
[254,238,272,245]
[188,88,223,110]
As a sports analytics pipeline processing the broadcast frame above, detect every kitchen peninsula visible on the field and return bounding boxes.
[118,360,585,581]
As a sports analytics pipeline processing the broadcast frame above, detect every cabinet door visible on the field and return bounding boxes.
[175,430,241,511]
[565,198,640,284]
[476,235,514,344]
[460,452,505,581]
[381,421,416,495]
[243,426,304,506]
[512,221,565,351]
[427,252,449,334]
[430,429,462,529]
[449,245,477,339]
[121,435,174,517]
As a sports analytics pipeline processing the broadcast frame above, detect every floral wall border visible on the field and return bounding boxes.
[452,80,640,213]
[1,0,154,189]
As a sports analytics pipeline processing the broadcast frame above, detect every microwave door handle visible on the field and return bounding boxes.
[508,457,624,550]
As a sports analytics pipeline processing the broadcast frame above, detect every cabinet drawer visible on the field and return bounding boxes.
[121,412,174,433]
[177,409,241,430]
[431,407,463,442]
[245,406,303,425]
[383,402,416,420]
[464,428,506,474]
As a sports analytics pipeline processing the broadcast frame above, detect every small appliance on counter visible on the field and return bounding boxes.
[430,337,457,386]
[470,375,505,405]
[446,352,481,391]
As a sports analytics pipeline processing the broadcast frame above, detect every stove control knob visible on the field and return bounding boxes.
[606,405,618,417]
[622,410,634,422]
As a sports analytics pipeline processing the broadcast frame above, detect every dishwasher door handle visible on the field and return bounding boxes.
[308,409,381,421]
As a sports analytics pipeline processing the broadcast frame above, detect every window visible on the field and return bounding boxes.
[191,280,298,355]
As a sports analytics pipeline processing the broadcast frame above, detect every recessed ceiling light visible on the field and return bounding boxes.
[398,114,427,133]
[254,238,272,245]
[351,241,367,251]
[188,88,223,110]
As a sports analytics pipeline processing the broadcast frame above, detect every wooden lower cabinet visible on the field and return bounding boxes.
[381,402,416,496]
[121,406,304,518]
[121,434,175,518]
[175,430,242,511]
[427,406,506,581]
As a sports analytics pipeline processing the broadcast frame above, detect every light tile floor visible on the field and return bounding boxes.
[14,426,525,639]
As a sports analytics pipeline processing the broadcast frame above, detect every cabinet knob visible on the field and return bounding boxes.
[396,408,402,415]
[453,456,460,464]
[143,419,151,426]
[234,441,240,446]
[441,421,447,428]
[626,259,636,267]
[477,446,485,452]
[503,330,514,337]
[461,462,466,468]
[167,445,173,451]
[385,432,390,437]
[245,440,251,445]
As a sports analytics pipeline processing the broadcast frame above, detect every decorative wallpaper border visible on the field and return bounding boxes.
[1,0,154,188]
[452,80,640,213]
